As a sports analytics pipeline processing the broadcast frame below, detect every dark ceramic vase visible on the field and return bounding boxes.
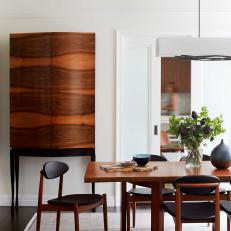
[211,139,231,169]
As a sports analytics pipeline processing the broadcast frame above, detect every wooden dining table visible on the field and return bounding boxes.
[84,161,231,231]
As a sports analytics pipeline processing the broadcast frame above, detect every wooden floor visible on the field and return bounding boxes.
[0,206,119,231]
[0,206,36,231]
[1,205,149,230]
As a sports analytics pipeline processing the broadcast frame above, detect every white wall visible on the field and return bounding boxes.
[0,0,230,206]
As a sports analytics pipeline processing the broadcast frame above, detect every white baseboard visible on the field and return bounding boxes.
[0,195,12,206]
[0,194,116,207]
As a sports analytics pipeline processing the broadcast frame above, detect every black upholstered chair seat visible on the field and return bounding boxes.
[220,200,231,215]
[164,202,215,221]
[129,187,174,196]
[48,194,103,205]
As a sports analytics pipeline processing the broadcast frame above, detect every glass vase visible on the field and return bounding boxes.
[185,147,203,168]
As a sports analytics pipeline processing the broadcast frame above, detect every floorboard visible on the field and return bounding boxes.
[0,206,36,231]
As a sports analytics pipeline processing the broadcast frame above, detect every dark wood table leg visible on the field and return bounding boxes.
[15,154,19,207]
[151,182,164,231]
[91,183,95,194]
[121,182,127,231]
[10,150,15,207]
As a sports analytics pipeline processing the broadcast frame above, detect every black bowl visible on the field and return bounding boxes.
[133,154,151,166]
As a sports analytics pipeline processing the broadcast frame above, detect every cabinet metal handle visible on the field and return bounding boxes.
[154,125,158,135]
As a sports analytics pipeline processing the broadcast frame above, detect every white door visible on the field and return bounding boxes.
[116,33,161,162]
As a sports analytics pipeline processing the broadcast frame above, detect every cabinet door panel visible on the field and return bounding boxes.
[51,33,95,149]
[10,33,52,148]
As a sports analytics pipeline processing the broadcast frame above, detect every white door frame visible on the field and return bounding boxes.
[116,30,161,162]
[116,29,196,162]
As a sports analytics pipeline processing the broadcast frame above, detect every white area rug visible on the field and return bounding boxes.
[26,211,227,231]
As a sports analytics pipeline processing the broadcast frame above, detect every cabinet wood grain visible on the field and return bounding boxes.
[51,33,95,149]
[10,33,52,148]
[10,32,95,149]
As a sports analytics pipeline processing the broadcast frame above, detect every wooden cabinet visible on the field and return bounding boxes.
[161,57,191,93]
[10,32,95,149]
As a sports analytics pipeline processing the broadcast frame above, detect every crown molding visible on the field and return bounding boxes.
[0,11,198,19]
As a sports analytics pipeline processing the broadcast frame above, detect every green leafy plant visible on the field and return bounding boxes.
[168,106,225,166]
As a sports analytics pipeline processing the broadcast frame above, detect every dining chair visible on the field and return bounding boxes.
[220,199,231,231]
[164,175,220,231]
[202,154,211,161]
[36,161,108,231]
[126,154,175,230]
[180,155,231,196]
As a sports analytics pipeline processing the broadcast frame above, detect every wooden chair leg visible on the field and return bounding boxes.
[175,217,181,231]
[103,194,108,231]
[227,192,231,231]
[132,200,136,228]
[126,193,130,231]
[175,222,182,231]
[56,211,61,231]
[74,206,80,231]
[36,209,42,231]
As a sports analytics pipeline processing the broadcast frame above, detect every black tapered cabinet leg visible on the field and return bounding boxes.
[10,150,15,207]
[15,154,19,207]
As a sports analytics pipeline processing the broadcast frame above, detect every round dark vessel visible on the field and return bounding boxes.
[133,154,151,166]
[211,139,231,169]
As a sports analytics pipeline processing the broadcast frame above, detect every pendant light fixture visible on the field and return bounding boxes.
[156,0,231,59]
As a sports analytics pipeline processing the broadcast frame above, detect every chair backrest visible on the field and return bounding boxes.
[150,154,167,161]
[202,154,211,161]
[42,161,69,179]
[173,175,220,195]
